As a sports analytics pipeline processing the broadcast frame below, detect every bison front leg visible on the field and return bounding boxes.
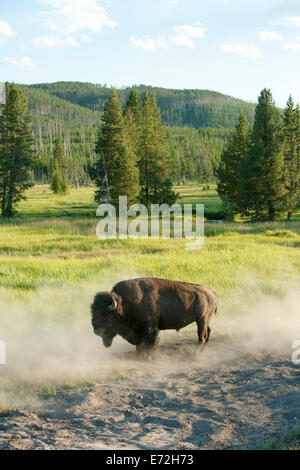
[136,327,160,361]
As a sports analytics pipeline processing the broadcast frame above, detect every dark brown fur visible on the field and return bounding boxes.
[91,278,217,358]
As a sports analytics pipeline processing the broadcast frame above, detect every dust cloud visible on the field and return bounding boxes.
[0,274,299,408]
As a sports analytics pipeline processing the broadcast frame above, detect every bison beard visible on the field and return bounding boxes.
[91,278,217,360]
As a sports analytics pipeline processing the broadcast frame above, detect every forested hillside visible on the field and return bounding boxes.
[167,127,231,182]
[29,82,256,129]
[19,85,101,184]
[16,82,255,185]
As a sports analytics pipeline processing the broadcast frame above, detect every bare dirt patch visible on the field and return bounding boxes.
[0,340,299,450]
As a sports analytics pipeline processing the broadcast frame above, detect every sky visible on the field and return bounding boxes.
[0,0,300,106]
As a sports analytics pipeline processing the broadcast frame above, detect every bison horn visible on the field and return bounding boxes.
[108,297,117,311]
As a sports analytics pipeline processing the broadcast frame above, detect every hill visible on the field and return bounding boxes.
[29,82,256,129]
[19,85,101,184]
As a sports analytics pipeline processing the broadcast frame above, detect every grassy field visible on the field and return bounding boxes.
[0,183,299,298]
[11,182,221,219]
[175,182,221,216]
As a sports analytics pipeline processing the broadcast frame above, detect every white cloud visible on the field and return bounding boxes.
[156,39,168,49]
[131,23,206,51]
[284,43,300,51]
[170,24,206,48]
[274,16,300,28]
[168,0,179,7]
[272,15,300,28]
[34,0,115,49]
[32,34,79,48]
[4,56,33,68]
[258,31,283,42]
[38,0,116,34]
[283,37,300,51]
[222,43,263,59]
[81,34,93,43]
[66,36,79,47]
[32,35,61,47]
[0,19,17,43]
[130,36,167,52]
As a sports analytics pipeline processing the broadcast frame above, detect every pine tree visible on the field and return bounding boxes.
[92,89,140,206]
[0,83,35,217]
[110,144,140,206]
[138,91,176,205]
[50,137,68,194]
[155,178,179,206]
[50,171,63,194]
[282,96,300,220]
[123,107,140,159]
[124,89,141,118]
[217,112,250,215]
[245,89,286,221]
[53,137,65,170]
[121,97,141,206]
[92,89,123,203]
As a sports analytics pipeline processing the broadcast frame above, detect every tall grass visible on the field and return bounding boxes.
[0,184,299,298]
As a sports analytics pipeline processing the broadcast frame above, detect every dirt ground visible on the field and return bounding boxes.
[0,338,299,450]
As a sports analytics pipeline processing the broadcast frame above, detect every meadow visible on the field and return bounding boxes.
[1,183,300,297]
[0,184,300,450]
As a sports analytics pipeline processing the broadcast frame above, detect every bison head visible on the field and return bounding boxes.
[91,292,121,348]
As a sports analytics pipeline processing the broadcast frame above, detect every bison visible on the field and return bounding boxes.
[91,278,217,359]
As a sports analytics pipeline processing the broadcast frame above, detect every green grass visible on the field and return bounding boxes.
[15,184,97,218]
[0,216,300,295]
[0,185,299,300]
[174,182,221,216]
[264,425,300,450]
[13,183,222,220]
[11,182,300,221]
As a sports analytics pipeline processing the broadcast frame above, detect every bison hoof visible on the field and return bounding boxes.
[136,351,153,362]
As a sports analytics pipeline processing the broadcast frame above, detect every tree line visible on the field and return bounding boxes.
[1,83,299,220]
[217,89,300,221]
[0,83,229,216]
[89,88,178,206]
[0,84,179,215]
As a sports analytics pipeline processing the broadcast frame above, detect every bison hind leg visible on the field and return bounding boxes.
[206,326,211,343]
[196,319,211,352]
